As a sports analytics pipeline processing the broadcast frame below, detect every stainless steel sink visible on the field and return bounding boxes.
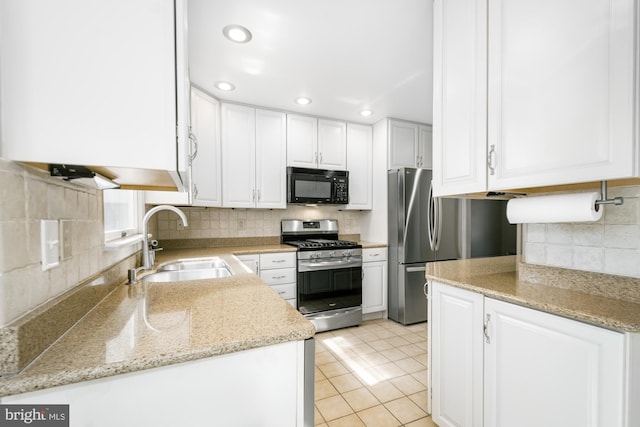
[141,257,233,283]
[141,268,232,283]
[158,257,228,272]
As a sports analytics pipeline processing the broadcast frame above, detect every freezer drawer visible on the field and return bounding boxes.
[388,263,428,325]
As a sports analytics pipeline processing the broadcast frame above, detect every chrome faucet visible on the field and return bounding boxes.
[128,205,189,284]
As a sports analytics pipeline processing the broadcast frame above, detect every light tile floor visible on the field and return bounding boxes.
[314,319,438,427]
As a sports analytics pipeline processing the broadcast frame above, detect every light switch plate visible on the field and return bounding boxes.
[60,219,72,260]
[41,220,60,271]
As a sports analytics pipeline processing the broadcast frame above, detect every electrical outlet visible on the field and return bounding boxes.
[177,220,185,231]
[238,219,246,230]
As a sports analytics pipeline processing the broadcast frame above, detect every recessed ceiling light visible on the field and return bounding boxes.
[223,25,252,43]
[295,97,312,105]
[360,109,373,117]
[215,81,235,91]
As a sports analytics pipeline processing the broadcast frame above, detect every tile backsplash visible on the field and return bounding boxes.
[154,205,363,240]
[0,159,140,327]
[523,185,640,278]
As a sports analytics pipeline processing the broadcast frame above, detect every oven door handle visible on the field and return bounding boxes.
[298,258,362,272]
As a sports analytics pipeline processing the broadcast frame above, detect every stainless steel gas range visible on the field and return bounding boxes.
[281,219,363,332]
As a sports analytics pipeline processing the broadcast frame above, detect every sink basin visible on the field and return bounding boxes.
[141,268,232,283]
[141,257,233,283]
[158,257,228,271]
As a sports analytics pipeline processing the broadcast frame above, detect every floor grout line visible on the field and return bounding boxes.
[314,318,436,427]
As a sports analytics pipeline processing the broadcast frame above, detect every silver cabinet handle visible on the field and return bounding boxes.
[273,275,286,280]
[252,189,256,202]
[193,183,199,199]
[406,266,426,272]
[483,313,491,344]
[257,189,261,202]
[188,126,198,165]
[487,144,496,175]
[423,280,429,299]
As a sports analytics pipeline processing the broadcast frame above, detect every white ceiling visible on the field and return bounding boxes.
[188,0,433,125]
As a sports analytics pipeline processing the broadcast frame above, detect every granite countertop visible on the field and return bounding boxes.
[426,256,640,333]
[0,245,314,398]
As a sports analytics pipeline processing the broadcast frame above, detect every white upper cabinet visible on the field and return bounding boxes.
[222,103,286,209]
[345,123,373,210]
[255,109,287,208]
[433,0,639,196]
[388,120,432,169]
[189,87,222,206]
[432,0,488,197]
[487,0,637,190]
[0,0,189,190]
[287,114,319,168]
[287,114,347,170]
[419,125,433,169]
[317,119,347,170]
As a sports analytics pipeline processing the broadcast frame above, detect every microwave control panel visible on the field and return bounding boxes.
[334,177,349,204]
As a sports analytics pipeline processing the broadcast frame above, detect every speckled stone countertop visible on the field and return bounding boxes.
[426,256,640,333]
[0,245,314,398]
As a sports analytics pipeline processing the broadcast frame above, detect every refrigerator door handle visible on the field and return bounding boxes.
[427,180,436,251]
[406,266,426,272]
[435,196,443,251]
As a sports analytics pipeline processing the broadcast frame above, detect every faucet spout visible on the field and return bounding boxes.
[141,205,188,270]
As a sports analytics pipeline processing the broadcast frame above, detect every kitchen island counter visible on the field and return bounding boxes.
[426,255,640,333]
[0,245,314,398]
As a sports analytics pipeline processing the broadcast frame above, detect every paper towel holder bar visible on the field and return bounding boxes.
[595,180,623,210]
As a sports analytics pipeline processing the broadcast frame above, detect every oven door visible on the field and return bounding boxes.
[297,258,362,315]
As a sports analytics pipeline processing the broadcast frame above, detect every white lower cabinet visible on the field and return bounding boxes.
[1,341,306,427]
[237,252,297,307]
[362,248,387,314]
[430,281,637,427]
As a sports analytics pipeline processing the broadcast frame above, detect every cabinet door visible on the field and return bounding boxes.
[388,120,420,169]
[287,114,318,168]
[345,123,373,210]
[221,104,256,208]
[255,109,287,209]
[431,281,484,427]
[235,254,260,275]
[418,125,433,169]
[432,0,488,197]
[0,0,179,178]
[484,297,625,427]
[487,0,637,190]
[190,87,222,207]
[362,260,387,314]
[317,119,347,170]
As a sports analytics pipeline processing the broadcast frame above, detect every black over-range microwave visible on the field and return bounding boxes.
[287,167,349,205]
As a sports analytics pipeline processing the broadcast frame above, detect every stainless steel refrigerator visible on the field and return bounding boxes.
[387,168,516,325]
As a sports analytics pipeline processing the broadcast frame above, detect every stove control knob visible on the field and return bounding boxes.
[330,251,336,258]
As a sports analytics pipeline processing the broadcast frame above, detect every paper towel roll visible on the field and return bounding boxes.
[506,192,602,224]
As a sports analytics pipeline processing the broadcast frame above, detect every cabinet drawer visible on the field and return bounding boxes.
[271,283,296,300]
[260,252,296,269]
[260,268,296,285]
[363,247,387,262]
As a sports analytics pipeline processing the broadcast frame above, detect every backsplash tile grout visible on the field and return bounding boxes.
[523,186,640,278]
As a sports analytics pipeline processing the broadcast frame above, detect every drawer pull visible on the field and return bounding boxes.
[273,275,286,280]
[272,260,286,263]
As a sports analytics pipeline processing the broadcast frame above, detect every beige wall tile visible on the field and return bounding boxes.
[0,161,138,326]
[523,185,640,277]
